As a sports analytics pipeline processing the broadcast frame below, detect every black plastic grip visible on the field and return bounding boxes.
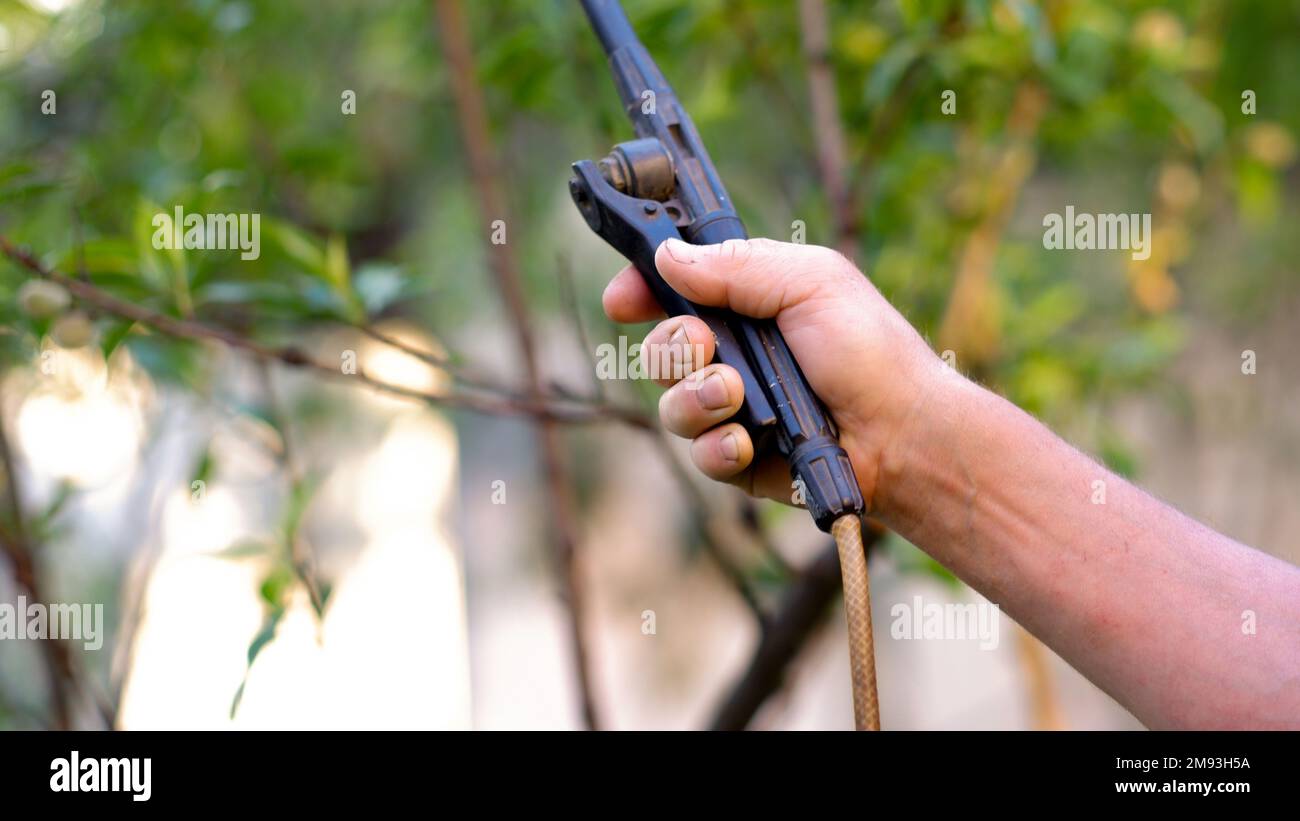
[571,0,865,532]
[737,318,865,529]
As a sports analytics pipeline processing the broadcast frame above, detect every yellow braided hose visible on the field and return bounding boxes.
[831,514,880,730]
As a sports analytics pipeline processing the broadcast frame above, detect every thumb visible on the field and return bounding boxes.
[653,237,851,319]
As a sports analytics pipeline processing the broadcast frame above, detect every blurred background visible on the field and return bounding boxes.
[0,0,1296,730]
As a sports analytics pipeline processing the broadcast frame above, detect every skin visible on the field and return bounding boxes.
[604,236,1300,729]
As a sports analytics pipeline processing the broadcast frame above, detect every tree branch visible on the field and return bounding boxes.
[645,432,773,626]
[433,0,602,729]
[256,361,326,619]
[353,322,507,396]
[0,380,77,729]
[798,0,858,261]
[0,235,653,430]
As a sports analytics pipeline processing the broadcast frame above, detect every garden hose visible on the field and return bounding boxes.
[832,513,880,730]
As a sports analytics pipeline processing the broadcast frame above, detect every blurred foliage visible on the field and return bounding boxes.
[0,0,1294,428]
[0,0,1298,719]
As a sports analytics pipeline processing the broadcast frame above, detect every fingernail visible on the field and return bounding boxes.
[663,238,697,264]
[698,372,730,410]
[668,324,688,348]
[667,324,692,372]
[719,432,740,462]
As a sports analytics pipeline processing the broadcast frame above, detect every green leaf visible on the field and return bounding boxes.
[208,540,271,561]
[245,610,284,665]
[259,564,295,608]
[1146,72,1225,157]
[865,38,923,108]
[312,581,333,619]
[29,480,77,543]
[55,238,137,277]
[1006,0,1056,68]
[0,178,60,202]
[229,605,286,719]
[325,233,350,292]
[99,320,136,360]
[324,232,363,321]
[262,218,325,277]
[353,261,408,314]
[282,473,323,543]
[132,199,175,296]
[191,447,215,488]
[39,481,76,523]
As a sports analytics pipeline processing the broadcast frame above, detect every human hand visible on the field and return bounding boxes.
[602,237,943,513]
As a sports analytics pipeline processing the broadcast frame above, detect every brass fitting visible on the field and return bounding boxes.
[598,137,675,201]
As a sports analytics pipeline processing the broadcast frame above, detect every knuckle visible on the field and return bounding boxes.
[718,238,753,267]
[796,246,862,299]
[809,244,853,276]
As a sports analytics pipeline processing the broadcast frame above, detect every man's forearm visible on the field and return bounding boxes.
[875,365,1300,728]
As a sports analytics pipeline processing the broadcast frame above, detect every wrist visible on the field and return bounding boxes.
[867,356,975,529]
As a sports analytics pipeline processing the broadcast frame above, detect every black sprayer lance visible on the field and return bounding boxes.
[568,0,880,730]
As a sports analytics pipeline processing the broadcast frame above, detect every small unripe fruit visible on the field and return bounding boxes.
[51,310,94,348]
[17,280,71,318]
